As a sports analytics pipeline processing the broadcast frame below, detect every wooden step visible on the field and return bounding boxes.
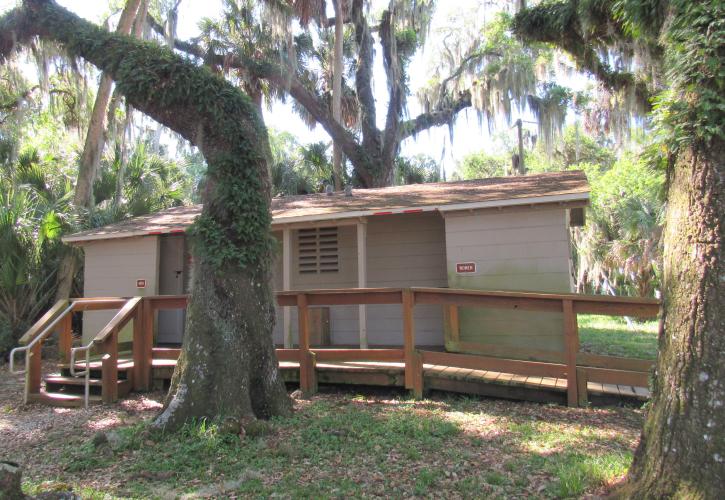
[58,358,134,371]
[45,374,103,386]
[28,390,103,408]
[44,375,132,398]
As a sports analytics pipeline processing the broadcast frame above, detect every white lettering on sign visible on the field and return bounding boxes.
[456,262,476,274]
[136,279,147,289]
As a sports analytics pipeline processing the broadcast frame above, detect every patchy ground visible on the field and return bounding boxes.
[0,363,645,499]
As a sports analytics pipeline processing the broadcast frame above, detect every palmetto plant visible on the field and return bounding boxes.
[0,149,76,354]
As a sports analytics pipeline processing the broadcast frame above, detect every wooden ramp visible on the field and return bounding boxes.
[276,359,649,405]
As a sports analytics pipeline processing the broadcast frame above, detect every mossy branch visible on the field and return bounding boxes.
[511,0,652,110]
[0,0,274,273]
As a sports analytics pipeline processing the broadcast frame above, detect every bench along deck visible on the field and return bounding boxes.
[10,288,658,408]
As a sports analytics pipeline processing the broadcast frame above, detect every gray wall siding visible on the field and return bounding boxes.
[366,213,447,346]
[273,212,447,346]
[445,208,573,353]
[82,236,160,343]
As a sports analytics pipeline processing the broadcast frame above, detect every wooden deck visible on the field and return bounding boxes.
[276,359,649,404]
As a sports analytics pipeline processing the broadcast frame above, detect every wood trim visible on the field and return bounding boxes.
[573,301,659,318]
[132,301,151,391]
[450,341,565,364]
[146,295,188,310]
[357,222,368,349]
[71,298,129,311]
[563,299,579,407]
[581,367,650,387]
[92,297,142,344]
[313,349,404,362]
[412,350,424,399]
[420,350,567,378]
[151,347,181,360]
[101,332,119,403]
[27,342,42,395]
[276,288,403,306]
[414,290,563,313]
[410,287,660,305]
[282,228,292,348]
[275,348,301,362]
[58,312,73,363]
[576,353,654,372]
[402,289,415,389]
[576,367,589,406]
[19,299,68,344]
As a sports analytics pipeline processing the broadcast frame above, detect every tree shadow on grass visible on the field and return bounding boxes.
[49,390,642,498]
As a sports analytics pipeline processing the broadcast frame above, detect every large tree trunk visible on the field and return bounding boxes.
[330,0,344,191]
[623,140,725,497]
[54,0,142,301]
[1,0,292,428]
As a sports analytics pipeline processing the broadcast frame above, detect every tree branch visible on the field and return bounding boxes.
[379,8,403,176]
[399,90,472,140]
[145,12,376,186]
[351,0,381,163]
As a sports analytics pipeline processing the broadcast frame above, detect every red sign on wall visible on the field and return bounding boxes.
[136,279,147,289]
[456,262,476,274]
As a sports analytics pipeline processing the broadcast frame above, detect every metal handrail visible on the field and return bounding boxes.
[69,344,93,409]
[9,303,75,404]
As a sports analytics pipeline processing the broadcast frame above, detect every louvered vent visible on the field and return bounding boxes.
[298,227,339,274]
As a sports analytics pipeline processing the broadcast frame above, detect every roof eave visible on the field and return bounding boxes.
[61,191,590,245]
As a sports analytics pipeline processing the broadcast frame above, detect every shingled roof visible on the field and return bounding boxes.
[63,170,589,244]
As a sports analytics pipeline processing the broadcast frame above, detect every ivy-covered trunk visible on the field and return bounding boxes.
[0,0,292,428]
[624,141,724,497]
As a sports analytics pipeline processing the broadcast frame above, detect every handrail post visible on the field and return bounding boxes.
[101,329,119,403]
[563,299,580,407]
[403,289,415,389]
[412,350,424,399]
[297,293,316,396]
[27,341,42,397]
[58,311,73,363]
[132,300,151,391]
[444,304,459,349]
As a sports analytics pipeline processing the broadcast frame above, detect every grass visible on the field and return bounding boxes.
[21,391,644,499]
[578,314,659,359]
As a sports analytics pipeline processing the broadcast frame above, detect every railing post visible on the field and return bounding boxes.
[58,311,73,363]
[132,300,151,391]
[563,299,580,407]
[101,330,119,403]
[576,367,588,406]
[444,304,459,347]
[403,289,415,389]
[297,293,316,396]
[27,341,42,397]
[412,350,424,399]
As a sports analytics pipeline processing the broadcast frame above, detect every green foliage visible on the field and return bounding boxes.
[651,1,725,149]
[458,151,509,179]
[573,154,665,296]
[0,147,75,354]
[394,154,440,185]
[93,142,191,217]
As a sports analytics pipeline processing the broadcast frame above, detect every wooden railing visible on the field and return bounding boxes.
[15,297,137,403]
[15,288,659,407]
[276,287,660,405]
